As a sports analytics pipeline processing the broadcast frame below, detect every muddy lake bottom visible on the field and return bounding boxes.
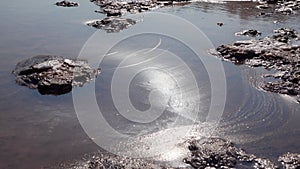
[0,0,299,168]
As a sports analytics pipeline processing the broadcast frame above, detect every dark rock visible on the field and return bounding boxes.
[183,138,240,168]
[55,0,79,7]
[258,12,273,17]
[12,55,100,95]
[253,158,279,169]
[53,137,298,169]
[235,29,262,37]
[104,9,122,16]
[87,0,192,32]
[259,0,300,15]
[278,152,300,169]
[90,0,191,17]
[213,28,300,99]
[86,17,137,33]
[264,0,278,4]
[183,138,278,169]
[217,22,224,27]
[256,0,300,16]
[276,6,294,14]
[275,0,300,15]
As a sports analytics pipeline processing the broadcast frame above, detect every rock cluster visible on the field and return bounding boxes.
[258,0,300,15]
[213,28,300,99]
[55,0,79,7]
[235,29,262,37]
[56,137,299,169]
[92,0,157,16]
[278,152,300,169]
[86,17,137,33]
[275,0,300,15]
[90,0,190,17]
[85,154,178,169]
[87,0,190,32]
[183,138,278,169]
[12,55,100,95]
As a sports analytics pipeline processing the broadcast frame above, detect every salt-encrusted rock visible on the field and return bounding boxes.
[259,0,300,15]
[213,28,300,99]
[183,138,278,169]
[55,0,79,7]
[12,55,100,95]
[278,152,300,169]
[235,29,262,37]
[86,17,137,33]
[90,0,191,17]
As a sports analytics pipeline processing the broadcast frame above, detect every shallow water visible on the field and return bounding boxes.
[0,0,299,168]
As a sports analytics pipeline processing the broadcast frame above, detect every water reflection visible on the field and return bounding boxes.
[74,32,214,158]
[0,0,299,168]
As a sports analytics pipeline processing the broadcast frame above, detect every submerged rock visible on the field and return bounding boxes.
[278,152,300,169]
[235,29,262,37]
[213,28,300,99]
[86,17,137,33]
[55,0,79,7]
[12,55,100,95]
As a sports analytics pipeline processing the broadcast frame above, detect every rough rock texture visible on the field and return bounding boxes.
[90,0,190,17]
[235,29,262,37]
[86,17,137,33]
[86,154,179,169]
[278,152,300,169]
[275,0,300,15]
[12,55,100,95]
[87,0,190,32]
[213,28,300,99]
[183,138,278,169]
[91,0,157,16]
[259,0,300,15]
[55,0,79,7]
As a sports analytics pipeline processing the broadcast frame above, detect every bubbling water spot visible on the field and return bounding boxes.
[219,67,289,144]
